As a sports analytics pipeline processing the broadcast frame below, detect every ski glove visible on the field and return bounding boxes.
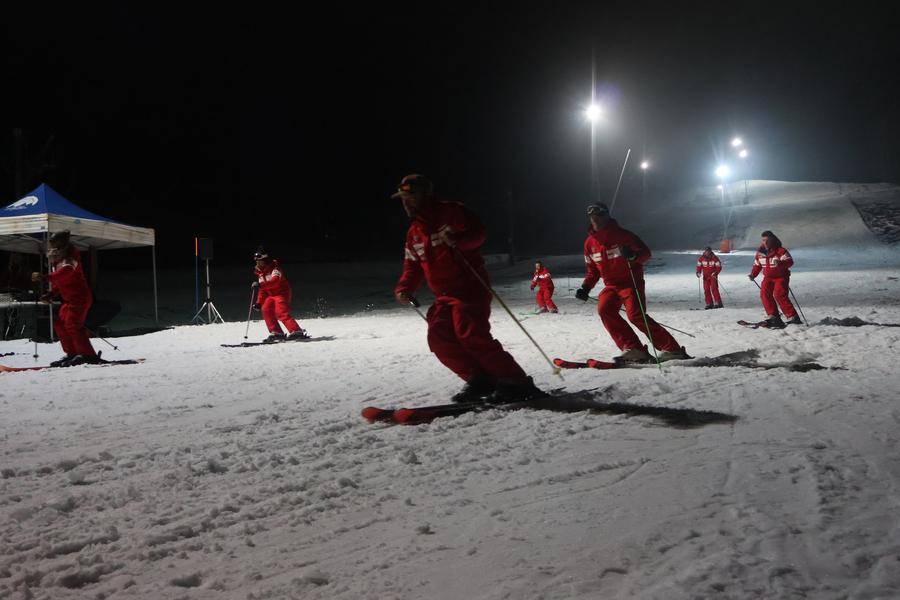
[696,272,701,278]
[575,287,590,302]
[747,274,755,281]
[622,246,637,261]
[530,285,535,291]
[252,303,261,311]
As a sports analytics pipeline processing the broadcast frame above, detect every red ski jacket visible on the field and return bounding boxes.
[395,200,489,300]
[255,259,292,302]
[47,246,92,306]
[696,252,722,278]
[581,218,651,290]
[531,267,554,291]
[750,246,793,279]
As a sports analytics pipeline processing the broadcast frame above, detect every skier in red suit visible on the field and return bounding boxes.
[530,261,558,313]
[748,230,800,327]
[696,246,723,309]
[392,174,543,403]
[253,248,307,343]
[31,231,99,367]
[575,203,688,363]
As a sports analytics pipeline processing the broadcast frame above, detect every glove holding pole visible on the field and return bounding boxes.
[395,291,428,322]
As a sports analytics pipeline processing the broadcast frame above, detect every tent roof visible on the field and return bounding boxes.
[0,184,155,254]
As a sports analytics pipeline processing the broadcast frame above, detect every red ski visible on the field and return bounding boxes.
[553,357,622,370]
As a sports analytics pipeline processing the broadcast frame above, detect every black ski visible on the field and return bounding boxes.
[221,335,334,347]
[0,358,145,373]
[737,319,785,330]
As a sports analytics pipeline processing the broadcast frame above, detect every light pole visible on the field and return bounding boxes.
[640,160,650,205]
[738,148,750,197]
[586,103,603,203]
[715,165,731,251]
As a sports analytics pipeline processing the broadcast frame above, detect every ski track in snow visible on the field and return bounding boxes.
[2,182,900,599]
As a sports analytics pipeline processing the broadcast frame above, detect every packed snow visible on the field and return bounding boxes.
[2,181,900,599]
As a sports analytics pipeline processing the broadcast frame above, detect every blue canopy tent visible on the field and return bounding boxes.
[0,183,158,323]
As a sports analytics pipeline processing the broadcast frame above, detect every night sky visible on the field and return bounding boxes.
[4,3,900,266]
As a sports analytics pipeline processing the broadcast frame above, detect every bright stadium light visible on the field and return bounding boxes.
[640,160,650,170]
[739,148,748,158]
[731,137,743,147]
[715,164,731,179]
[585,103,603,122]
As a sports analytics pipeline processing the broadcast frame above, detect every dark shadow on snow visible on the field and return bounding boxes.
[523,389,739,430]
[817,316,900,328]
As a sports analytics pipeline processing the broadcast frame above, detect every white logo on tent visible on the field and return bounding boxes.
[6,196,39,210]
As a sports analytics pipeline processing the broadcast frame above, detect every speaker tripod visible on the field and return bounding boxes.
[191,258,225,324]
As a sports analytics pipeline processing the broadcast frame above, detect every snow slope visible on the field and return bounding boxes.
[2,181,900,599]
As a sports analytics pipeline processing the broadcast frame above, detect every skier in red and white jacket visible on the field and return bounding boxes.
[30,231,99,367]
[575,203,688,363]
[392,174,544,403]
[253,248,307,343]
[530,260,558,313]
[696,246,723,309]
[748,230,800,327]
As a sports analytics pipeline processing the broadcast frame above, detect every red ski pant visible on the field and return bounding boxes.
[703,276,722,305]
[426,295,527,383]
[535,287,558,311]
[759,276,797,319]
[261,293,300,334]
[597,284,680,352]
[54,302,96,357]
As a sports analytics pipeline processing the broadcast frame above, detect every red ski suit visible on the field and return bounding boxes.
[47,247,97,357]
[749,245,797,319]
[255,259,301,334]
[530,267,558,312]
[581,219,680,352]
[696,250,722,305]
[394,200,527,383]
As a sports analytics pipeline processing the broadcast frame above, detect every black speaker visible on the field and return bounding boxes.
[198,238,214,260]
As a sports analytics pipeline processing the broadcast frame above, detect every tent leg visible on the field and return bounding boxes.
[44,232,54,344]
[152,244,159,324]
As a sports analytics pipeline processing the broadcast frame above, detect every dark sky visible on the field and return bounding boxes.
[4,3,900,265]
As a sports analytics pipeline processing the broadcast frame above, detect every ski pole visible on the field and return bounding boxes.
[698,276,702,304]
[586,296,697,338]
[607,148,631,216]
[84,327,119,351]
[453,248,563,378]
[244,282,259,340]
[407,296,428,322]
[716,277,732,302]
[788,286,809,326]
[625,261,663,372]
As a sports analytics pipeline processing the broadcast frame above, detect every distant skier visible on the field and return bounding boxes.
[30,230,100,367]
[253,248,308,343]
[575,203,689,363]
[748,230,800,327]
[391,174,544,403]
[696,246,723,309]
[530,260,558,313]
